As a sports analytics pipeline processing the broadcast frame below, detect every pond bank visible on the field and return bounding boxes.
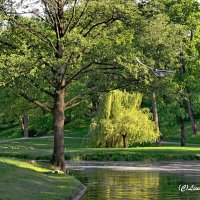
[68,184,87,200]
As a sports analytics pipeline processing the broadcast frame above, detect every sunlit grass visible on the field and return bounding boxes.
[0,158,80,200]
[0,157,51,173]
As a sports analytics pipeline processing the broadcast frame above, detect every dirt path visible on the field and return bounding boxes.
[161,141,200,146]
[0,137,199,147]
[0,136,90,143]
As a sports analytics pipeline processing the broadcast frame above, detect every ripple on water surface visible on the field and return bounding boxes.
[70,168,200,200]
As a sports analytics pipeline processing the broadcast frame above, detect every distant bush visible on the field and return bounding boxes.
[28,112,53,137]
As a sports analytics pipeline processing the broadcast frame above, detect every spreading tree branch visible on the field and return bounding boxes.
[83,17,119,37]
[63,61,94,88]
[65,0,77,33]
[68,0,90,33]
[28,77,55,97]
[0,39,17,49]
[19,92,52,112]
[11,20,57,53]
[65,100,85,110]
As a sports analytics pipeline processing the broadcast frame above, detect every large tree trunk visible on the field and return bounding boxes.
[187,94,198,135]
[51,89,66,171]
[152,91,160,146]
[22,112,29,137]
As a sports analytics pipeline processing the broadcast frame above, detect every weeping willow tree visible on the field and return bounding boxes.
[90,90,159,148]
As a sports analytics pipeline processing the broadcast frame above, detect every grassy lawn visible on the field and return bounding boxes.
[0,123,23,139]
[1,138,200,161]
[0,157,80,200]
[64,125,89,138]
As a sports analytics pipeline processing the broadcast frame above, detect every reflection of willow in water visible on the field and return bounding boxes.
[75,169,160,200]
[71,169,200,200]
[103,171,159,200]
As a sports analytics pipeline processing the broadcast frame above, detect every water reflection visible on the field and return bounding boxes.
[70,169,200,200]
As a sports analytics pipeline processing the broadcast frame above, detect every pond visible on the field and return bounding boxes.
[69,163,200,200]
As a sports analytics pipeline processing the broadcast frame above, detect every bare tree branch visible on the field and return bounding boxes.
[0,39,17,49]
[65,0,77,33]
[28,77,55,97]
[64,94,82,107]
[42,0,57,24]
[59,52,77,86]
[63,61,94,88]
[68,0,90,33]
[83,17,118,37]
[19,92,52,112]
[65,100,85,110]
[12,20,58,53]
[64,87,95,107]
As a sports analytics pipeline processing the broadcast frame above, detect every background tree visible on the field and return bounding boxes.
[133,9,184,144]
[90,90,158,148]
[0,87,53,138]
[164,0,200,141]
[0,0,138,170]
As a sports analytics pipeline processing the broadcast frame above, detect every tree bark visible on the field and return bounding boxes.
[179,52,186,146]
[187,94,198,135]
[51,88,66,171]
[186,28,198,135]
[22,112,29,137]
[151,91,160,146]
[122,134,128,148]
[51,0,66,171]
[180,98,186,146]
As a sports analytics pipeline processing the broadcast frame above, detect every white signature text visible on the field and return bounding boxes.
[179,185,200,192]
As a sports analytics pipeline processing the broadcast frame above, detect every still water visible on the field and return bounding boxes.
[70,168,200,200]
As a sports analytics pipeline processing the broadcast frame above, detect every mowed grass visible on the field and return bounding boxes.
[64,125,89,138]
[0,157,80,200]
[1,138,200,161]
